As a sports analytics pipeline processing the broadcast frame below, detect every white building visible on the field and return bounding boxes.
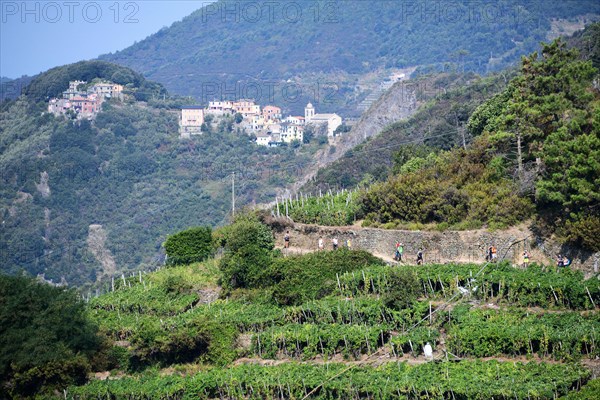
[304,103,342,137]
[256,133,272,146]
[207,100,234,115]
[280,122,304,143]
[284,115,305,125]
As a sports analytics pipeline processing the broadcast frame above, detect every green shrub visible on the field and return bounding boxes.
[0,274,100,397]
[163,275,193,294]
[219,245,274,289]
[269,249,385,305]
[164,226,213,266]
[222,214,274,253]
[128,318,237,369]
[382,269,420,310]
[219,213,275,289]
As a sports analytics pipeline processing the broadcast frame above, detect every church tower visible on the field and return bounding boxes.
[305,102,315,122]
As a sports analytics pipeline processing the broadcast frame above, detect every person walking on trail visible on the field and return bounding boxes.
[284,231,290,249]
[318,236,324,251]
[346,239,352,249]
[416,248,424,265]
[332,237,339,250]
[522,250,530,268]
[491,246,497,262]
[486,246,493,262]
[398,242,404,262]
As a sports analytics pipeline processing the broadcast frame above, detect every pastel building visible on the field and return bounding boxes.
[62,80,86,99]
[262,105,282,121]
[71,94,99,117]
[90,82,124,99]
[280,122,304,143]
[180,106,205,138]
[232,100,260,118]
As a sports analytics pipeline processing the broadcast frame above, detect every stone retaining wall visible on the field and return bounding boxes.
[273,222,599,277]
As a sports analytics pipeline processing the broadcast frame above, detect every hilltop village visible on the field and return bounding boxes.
[47,80,124,119]
[180,100,343,146]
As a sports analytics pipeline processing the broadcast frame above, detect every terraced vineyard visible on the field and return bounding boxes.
[70,257,599,399]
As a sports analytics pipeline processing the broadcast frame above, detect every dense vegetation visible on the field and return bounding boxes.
[305,18,599,192]
[164,226,213,266]
[0,274,102,398]
[69,361,591,399]
[0,61,327,286]
[101,0,600,114]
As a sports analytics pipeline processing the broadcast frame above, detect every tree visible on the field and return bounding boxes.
[467,38,599,248]
[218,213,274,289]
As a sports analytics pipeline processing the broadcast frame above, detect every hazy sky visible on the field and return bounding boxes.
[1,1,212,78]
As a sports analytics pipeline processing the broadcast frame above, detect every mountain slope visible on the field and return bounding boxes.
[100,0,600,111]
[0,61,324,287]
[301,71,512,191]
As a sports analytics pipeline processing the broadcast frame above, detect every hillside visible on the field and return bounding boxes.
[293,36,600,253]
[99,0,600,114]
[0,61,326,287]
[302,71,514,191]
[3,214,599,398]
[303,20,600,192]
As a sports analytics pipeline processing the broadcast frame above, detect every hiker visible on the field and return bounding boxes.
[416,248,424,265]
[332,237,339,250]
[486,246,493,262]
[318,236,324,251]
[562,255,571,268]
[522,250,530,268]
[556,254,564,268]
[491,246,497,261]
[394,241,404,261]
[284,231,290,249]
[346,239,352,249]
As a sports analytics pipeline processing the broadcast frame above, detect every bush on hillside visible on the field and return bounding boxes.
[219,214,275,290]
[382,269,421,310]
[164,226,213,266]
[269,249,385,306]
[128,318,237,369]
